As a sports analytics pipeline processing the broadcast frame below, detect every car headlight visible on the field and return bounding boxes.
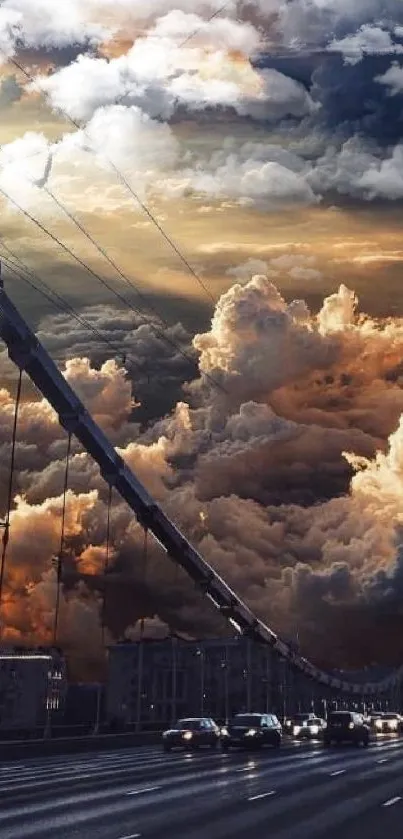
[375,719,383,729]
[310,725,319,735]
[389,721,398,730]
[293,725,301,735]
[348,722,354,730]
[183,731,193,741]
[246,728,257,736]
[220,727,229,736]
[285,719,291,727]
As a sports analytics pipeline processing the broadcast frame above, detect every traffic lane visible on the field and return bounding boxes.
[0,734,390,809]
[0,730,394,779]
[0,737,323,808]
[89,738,403,839]
[325,792,403,839]
[0,734,398,803]
[0,741,329,823]
[3,736,403,839]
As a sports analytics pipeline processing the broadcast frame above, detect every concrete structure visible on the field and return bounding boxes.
[106,637,328,728]
[0,648,67,731]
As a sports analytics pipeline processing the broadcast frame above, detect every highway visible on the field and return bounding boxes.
[1,736,403,839]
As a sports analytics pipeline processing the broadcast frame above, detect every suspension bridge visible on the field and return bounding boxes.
[0,271,401,705]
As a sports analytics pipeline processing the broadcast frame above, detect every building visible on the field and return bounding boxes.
[106,637,327,729]
[0,647,67,732]
[64,683,101,730]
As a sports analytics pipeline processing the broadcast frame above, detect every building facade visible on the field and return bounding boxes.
[0,647,67,732]
[106,637,327,728]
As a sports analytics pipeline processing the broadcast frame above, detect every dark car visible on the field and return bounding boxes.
[324,711,369,747]
[372,712,402,734]
[221,713,282,750]
[292,716,326,740]
[162,717,220,752]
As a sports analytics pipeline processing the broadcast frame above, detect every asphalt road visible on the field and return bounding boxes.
[1,734,403,839]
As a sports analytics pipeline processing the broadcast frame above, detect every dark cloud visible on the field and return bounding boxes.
[37,303,195,424]
[1,276,403,671]
[2,1,403,673]
[0,74,23,107]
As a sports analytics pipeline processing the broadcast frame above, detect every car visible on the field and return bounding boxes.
[162,717,221,752]
[221,713,282,750]
[284,713,316,735]
[372,712,402,734]
[324,711,369,747]
[292,716,326,740]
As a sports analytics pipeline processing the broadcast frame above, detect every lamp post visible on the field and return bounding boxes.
[265,648,271,713]
[221,647,229,722]
[135,639,144,732]
[196,647,205,715]
[171,636,177,725]
[246,640,252,711]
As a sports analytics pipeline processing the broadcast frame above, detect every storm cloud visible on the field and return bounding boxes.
[2,0,403,212]
[1,276,403,670]
[1,0,403,671]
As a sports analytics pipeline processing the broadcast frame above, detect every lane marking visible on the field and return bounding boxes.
[382,796,402,807]
[377,759,388,764]
[329,770,346,777]
[118,834,141,839]
[126,786,161,796]
[248,790,276,802]
[237,767,254,773]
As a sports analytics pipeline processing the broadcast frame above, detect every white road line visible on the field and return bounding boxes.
[377,759,388,764]
[118,834,141,839]
[0,765,27,771]
[329,770,346,777]
[126,786,161,796]
[382,796,402,807]
[248,790,276,802]
[236,767,254,772]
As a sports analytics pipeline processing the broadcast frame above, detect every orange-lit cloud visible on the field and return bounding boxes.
[0,276,403,668]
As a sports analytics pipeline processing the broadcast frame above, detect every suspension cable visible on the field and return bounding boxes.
[0,250,126,362]
[0,188,228,395]
[142,526,149,590]
[6,53,217,307]
[0,368,23,637]
[53,432,72,646]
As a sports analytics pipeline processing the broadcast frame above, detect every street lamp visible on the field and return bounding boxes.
[196,648,205,715]
[220,651,229,722]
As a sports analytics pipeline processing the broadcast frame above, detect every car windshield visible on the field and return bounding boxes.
[383,713,399,720]
[176,719,201,730]
[328,713,352,724]
[293,714,311,722]
[231,715,262,726]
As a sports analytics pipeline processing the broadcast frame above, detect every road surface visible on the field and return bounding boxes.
[1,735,403,838]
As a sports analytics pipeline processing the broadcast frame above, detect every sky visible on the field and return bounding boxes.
[1,0,403,677]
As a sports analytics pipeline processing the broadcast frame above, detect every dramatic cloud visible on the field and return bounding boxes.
[1,1,403,213]
[2,0,403,672]
[328,25,403,65]
[0,0,113,60]
[376,62,403,96]
[2,275,403,670]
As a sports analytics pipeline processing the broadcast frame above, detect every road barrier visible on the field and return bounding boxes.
[0,730,162,760]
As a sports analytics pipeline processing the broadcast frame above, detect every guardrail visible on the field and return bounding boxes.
[0,730,162,760]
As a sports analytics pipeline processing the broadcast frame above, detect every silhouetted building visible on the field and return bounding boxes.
[65,683,100,728]
[0,647,67,731]
[106,637,327,728]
